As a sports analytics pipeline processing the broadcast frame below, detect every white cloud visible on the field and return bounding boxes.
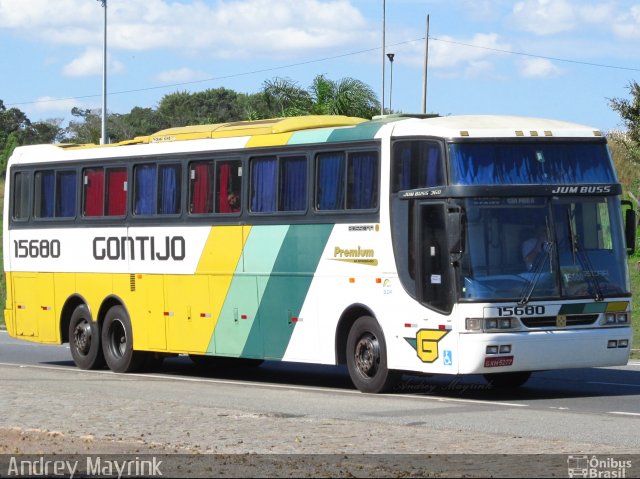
[63,48,124,77]
[510,0,616,36]
[31,96,79,113]
[428,33,511,77]
[613,5,640,39]
[0,0,372,57]
[519,58,564,78]
[155,68,210,84]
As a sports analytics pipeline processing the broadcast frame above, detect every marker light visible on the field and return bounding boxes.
[618,340,629,348]
[499,345,512,354]
[607,340,618,349]
[486,346,499,354]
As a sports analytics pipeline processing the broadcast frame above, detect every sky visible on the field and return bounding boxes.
[1,0,639,134]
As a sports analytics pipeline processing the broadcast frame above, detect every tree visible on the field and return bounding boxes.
[608,81,640,163]
[65,108,102,144]
[260,75,380,120]
[157,88,244,127]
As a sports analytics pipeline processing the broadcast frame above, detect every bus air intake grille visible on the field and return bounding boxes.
[130,274,136,292]
[521,315,599,328]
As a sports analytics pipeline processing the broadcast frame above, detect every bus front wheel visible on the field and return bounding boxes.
[346,316,399,394]
[101,305,145,373]
[69,304,105,370]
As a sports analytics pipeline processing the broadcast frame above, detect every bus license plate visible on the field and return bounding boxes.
[484,356,514,368]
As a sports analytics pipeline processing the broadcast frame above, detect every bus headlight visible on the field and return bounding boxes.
[616,313,629,324]
[604,313,616,325]
[466,318,482,331]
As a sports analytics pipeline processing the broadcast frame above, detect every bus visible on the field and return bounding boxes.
[3,114,636,393]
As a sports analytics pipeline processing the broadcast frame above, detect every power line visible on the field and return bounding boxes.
[7,35,640,108]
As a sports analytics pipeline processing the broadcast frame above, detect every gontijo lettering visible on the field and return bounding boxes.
[93,236,186,261]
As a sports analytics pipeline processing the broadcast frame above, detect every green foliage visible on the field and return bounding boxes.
[0,132,18,175]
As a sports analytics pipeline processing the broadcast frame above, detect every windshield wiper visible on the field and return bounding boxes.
[567,210,604,301]
[518,241,553,306]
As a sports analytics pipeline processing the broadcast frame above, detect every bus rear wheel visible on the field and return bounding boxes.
[69,304,105,370]
[346,316,399,394]
[484,371,531,388]
[101,305,145,373]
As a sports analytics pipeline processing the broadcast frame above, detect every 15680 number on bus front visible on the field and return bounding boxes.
[14,239,61,258]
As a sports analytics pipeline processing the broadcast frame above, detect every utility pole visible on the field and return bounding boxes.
[422,14,430,114]
[381,0,386,116]
[98,0,107,144]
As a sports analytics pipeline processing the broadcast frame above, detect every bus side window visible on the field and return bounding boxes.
[83,168,105,217]
[134,164,157,215]
[316,152,345,210]
[347,151,378,209]
[105,168,127,216]
[392,140,444,192]
[251,156,277,213]
[56,171,77,218]
[34,170,55,218]
[189,161,214,214]
[278,156,306,212]
[12,171,30,220]
[216,160,242,213]
[158,164,181,215]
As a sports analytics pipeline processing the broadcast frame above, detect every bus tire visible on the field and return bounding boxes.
[69,305,105,370]
[484,371,531,388]
[346,316,399,393]
[101,305,144,373]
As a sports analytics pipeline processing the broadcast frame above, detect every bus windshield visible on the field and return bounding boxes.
[449,141,616,185]
[457,196,629,302]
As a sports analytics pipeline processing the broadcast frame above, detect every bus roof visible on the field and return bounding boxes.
[7,114,604,166]
[388,115,603,139]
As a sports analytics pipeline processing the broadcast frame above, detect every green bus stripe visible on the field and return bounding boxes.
[243,224,334,359]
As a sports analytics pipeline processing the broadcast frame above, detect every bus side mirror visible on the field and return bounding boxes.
[447,207,466,256]
[624,206,636,256]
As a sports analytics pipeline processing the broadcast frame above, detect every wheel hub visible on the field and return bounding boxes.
[73,321,92,355]
[354,334,380,378]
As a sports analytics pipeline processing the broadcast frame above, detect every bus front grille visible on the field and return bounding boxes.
[521,315,599,328]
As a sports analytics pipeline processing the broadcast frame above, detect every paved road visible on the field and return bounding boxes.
[2,330,640,461]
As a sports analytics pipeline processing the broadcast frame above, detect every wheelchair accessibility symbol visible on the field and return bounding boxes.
[443,350,453,366]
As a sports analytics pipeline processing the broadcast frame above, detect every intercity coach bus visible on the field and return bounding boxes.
[3,114,636,393]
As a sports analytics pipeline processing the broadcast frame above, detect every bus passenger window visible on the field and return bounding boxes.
[347,151,378,209]
[392,140,444,192]
[56,171,77,218]
[189,161,214,214]
[34,170,55,218]
[251,157,277,213]
[316,152,345,210]
[105,168,127,216]
[216,160,242,213]
[158,164,181,215]
[279,156,306,212]
[12,171,30,220]
[134,164,156,215]
[83,168,104,217]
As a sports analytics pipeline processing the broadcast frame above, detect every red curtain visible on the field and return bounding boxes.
[191,163,213,214]
[217,163,231,213]
[106,168,127,216]
[83,168,104,217]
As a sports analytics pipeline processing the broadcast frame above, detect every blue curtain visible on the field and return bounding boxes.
[349,152,378,209]
[56,171,76,217]
[159,164,180,214]
[450,143,616,185]
[251,157,277,212]
[280,157,306,211]
[39,171,55,218]
[135,165,156,215]
[317,152,345,210]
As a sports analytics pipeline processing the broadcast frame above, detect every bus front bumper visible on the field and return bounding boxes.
[457,327,633,375]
